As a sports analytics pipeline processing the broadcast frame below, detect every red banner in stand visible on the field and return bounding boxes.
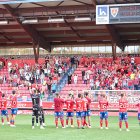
[10,102,138,111]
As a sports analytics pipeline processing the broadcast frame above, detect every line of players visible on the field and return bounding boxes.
[1,89,140,131]
[0,90,19,127]
[54,92,140,131]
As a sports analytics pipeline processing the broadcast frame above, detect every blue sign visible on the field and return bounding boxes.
[97,6,108,17]
[96,3,140,24]
[96,5,109,24]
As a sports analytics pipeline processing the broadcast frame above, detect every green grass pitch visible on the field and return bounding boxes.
[0,115,140,140]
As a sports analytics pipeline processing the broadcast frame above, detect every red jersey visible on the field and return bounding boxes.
[136,103,140,113]
[82,98,88,111]
[99,99,108,112]
[86,97,91,110]
[65,99,74,112]
[0,97,8,110]
[75,98,83,112]
[119,98,128,112]
[10,95,18,108]
[54,97,64,112]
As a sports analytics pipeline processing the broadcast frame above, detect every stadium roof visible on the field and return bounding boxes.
[0,0,140,53]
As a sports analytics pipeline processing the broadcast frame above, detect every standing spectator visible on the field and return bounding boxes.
[134,77,139,90]
[131,57,135,65]
[3,75,7,84]
[68,73,72,85]
[73,74,78,84]
[47,80,52,95]
[30,74,35,84]
[44,67,48,77]
[128,78,134,90]
[41,81,47,96]
[86,71,90,83]
[58,67,63,77]
[82,70,85,81]
[40,73,45,84]
[90,78,94,90]
[95,80,100,90]
[84,74,88,85]
[70,56,75,67]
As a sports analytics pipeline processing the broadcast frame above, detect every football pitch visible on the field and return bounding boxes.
[0,115,140,140]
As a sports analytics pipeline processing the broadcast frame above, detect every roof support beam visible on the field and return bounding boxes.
[106,25,124,49]
[33,42,39,63]
[56,11,81,39]
[3,4,51,52]
[0,32,13,42]
[112,43,117,60]
[73,0,93,6]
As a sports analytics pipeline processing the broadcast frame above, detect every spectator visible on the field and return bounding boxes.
[73,74,78,84]
[47,80,52,95]
[68,73,72,85]
[134,77,139,90]
[82,70,85,80]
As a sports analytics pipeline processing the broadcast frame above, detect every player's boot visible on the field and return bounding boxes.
[126,129,130,132]
[88,125,91,128]
[10,124,16,127]
[7,122,10,125]
[43,123,46,127]
[119,128,122,131]
[100,127,103,129]
[40,126,45,129]
[32,126,35,129]
[62,126,65,128]
[71,125,74,128]
[2,123,4,125]
[36,123,39,126]
[105,127,109,129]
[66,125,68,128]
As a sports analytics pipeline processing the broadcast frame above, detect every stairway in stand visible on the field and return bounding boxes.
[59,65,91,97]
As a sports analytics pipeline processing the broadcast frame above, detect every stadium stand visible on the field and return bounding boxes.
[0,55,139,101]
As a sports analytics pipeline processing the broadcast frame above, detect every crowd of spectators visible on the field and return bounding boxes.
[0,56,71,95]
[79,56,140,90]
[0,54,140,96]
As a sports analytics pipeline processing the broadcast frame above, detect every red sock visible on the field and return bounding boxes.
[2,118,4,123]
[60,119,64,127]
[100,120,103,127]
[55,118,58,127]
[105,120,108,127]
[84,119,88,126]
[13,120,15,125]
[125,121,128,129]
[119,121,122,128]
[66,119,68,125]
[71,119,73,125]
[82,118,85,126]
[77,120,80,128]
